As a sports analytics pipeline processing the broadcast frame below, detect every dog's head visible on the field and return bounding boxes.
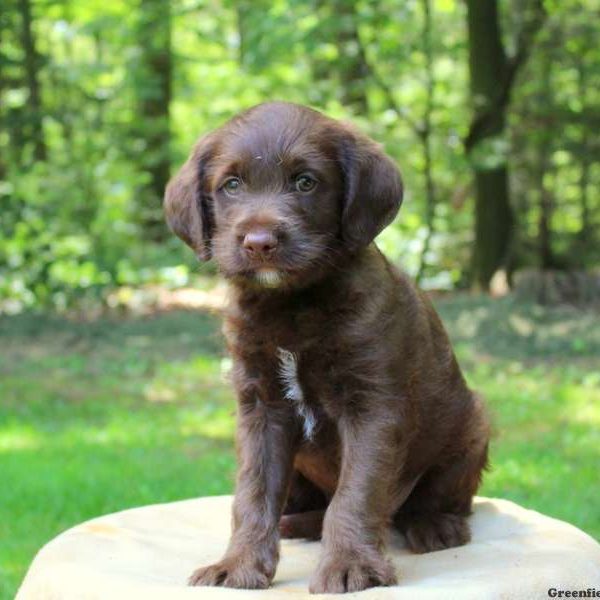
[165,102,403,289]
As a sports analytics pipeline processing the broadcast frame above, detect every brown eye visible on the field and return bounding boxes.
[222,177,242,195]
[295,173,317,193]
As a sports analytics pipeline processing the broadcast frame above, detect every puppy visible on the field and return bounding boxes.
[164,102,490,594]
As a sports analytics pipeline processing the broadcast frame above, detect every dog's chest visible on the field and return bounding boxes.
[276,348,317,440]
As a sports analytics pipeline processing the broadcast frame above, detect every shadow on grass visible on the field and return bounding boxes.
[435,294,600,364]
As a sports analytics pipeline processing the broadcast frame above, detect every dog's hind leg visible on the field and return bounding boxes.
[394,404,490,553]
[279,470,329,539]
[279,509,326,540]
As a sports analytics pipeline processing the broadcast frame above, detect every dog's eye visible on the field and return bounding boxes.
[295,173,317,193]
[222,177,242,196]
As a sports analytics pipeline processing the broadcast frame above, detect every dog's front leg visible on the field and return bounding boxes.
[309,412,403,594]
[189,394,296,589]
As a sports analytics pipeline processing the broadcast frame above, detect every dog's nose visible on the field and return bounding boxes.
[243,229,278,258]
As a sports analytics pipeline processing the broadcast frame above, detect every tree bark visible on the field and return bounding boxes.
[465,0,511,289]
[18,0,46,162]
[471,168,512,287]
[537,41,555,270]
[135,0,172,241]
[465,0,545,289]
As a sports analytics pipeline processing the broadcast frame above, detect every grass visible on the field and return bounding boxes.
[1,295,598,599]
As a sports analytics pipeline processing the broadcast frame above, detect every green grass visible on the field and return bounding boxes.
[439,296,599,536]
[1,295,599,599]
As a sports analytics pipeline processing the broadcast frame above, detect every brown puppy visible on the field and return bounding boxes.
[164,102,490,594]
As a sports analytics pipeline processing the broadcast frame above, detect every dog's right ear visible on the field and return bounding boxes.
[164,134,216,261]
[335,126,403,252]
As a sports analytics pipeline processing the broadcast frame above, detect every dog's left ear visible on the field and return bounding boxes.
[164,133,216,261]
[337,128,403,251]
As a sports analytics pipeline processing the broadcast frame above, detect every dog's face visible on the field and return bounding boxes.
[165,102,403,289]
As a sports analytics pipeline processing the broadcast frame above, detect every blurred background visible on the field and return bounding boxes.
[0,0,598,597]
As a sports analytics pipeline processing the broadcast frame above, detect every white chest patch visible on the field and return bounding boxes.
[276,348,316,440]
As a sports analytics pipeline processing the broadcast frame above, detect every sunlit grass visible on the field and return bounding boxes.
[1,296,598,599]
[0,311,237,598]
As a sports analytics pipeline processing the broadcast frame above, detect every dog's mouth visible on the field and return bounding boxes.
[253,268,285,288]
[217,259,288,288]
[215,231,337,290]
[228,246,306,289]
[229,264,305,290]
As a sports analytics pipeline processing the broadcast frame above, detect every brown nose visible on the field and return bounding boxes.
[243,229,278,258]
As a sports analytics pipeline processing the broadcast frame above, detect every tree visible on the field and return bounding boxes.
[414,0,436,284]
[18,0,46,162]
[133,0,172,241]
[464,0,546,289]
[356,0,439,284]
[330,0,369,114]
[0,10,7,182]
[306,0,370,114]
[535,39,555,270]
[2,0,599,310]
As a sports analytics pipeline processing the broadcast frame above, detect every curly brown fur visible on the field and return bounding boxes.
[165,102,491,594]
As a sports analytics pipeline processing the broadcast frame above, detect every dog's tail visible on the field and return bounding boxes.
[279,509,325,540]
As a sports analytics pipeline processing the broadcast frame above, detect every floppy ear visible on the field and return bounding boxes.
[338,129,403,251]
[164,134,216,261]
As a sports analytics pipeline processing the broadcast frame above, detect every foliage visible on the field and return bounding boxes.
[1,295,599,598]
[1,0,598,310]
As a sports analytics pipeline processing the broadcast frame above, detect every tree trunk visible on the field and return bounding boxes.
[332,0,369,114]
[18,0,46,162]
[311,0,368,114]
[538,190,554,269]
[577,62,590,239]
[2,5,26,167]
[537,41,555,270]
[471,168,512,287]
[134,0,172,241]
[236,1,251,68]
[0,14,6,181]
[465,0,511,290]
[93,30,106,129]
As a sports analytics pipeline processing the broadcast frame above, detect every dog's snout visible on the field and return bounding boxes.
[243,229,278,258]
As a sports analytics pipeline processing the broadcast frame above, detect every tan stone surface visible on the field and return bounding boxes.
[17,496,600,599]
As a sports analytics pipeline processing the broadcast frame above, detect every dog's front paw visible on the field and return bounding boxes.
[309,551,397,594]
[188,556,273,589]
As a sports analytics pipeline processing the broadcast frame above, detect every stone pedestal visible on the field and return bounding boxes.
[17,496,600,599]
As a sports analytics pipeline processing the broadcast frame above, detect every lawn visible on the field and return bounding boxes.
[1,294,598,599]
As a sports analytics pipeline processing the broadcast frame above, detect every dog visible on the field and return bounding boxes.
[164,101,490,594]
